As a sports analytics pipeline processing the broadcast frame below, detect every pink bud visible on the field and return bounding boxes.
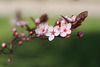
[77,31,84,37]
[35,18,40,24]
[26,37,30,41]
[12,28,17,32]
[12,32,15,35]
[15,32,18,36]
[18,41,23,45]
[30,31,33,35]
[1,43,6,47]
[8,58,11,62]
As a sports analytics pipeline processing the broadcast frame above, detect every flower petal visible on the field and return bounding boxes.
[60,32,67,37]
[54,31,60,36]
[48,26,53,32]
[66,30,71,34]
[45,32,51,36]
[48,35,55,41]
[54,26,59,32]
[66,23,71,30]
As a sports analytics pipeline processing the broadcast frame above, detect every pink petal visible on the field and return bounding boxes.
[66,30,71,34]
[54,31,60,36]
[60,32,67,37]
[48,26,53,32]
[48,35,54,41]
[66,23,71,30]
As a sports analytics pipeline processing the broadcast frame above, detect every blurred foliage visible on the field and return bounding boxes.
[0,17,100,67]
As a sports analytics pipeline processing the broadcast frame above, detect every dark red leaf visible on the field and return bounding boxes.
[61,15,71,23]
[71,11,88,30]
[40,14,48,22]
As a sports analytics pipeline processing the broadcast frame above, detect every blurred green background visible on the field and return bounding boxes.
[0,0,100,67]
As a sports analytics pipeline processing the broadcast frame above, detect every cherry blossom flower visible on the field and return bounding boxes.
[35,23,48,37]
[16,21,28,26]
[35,18,40,24]
[59,23,71,37]
[45,26,60,41]
[65,15,76,22]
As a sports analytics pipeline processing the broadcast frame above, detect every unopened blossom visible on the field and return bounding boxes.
[18,41,23,45]
[19,33,27,40]
[57,19,66,24]
[16,21,28,26]
[77,31,84,37]
[12,28,17,32]
[65,15,76,22]
[35,18,40,24]
[8,58,11,62]
[35,23,48,37]
[45,26,60,41]
[30,31,33,35]
[59,23,71,37]
[1,43,6,47]
[15,32,18,36]
[26,37,30,41]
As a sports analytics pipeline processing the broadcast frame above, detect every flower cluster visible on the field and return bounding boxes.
[0,11,88,62]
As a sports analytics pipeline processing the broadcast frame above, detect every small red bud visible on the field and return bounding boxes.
[77,31,84,37]
[26,37,30,41]
[30,31,33,35]
[18,41,23,45]
[8,58,11,62]
[15,32,18,36]
[12,28,17,32]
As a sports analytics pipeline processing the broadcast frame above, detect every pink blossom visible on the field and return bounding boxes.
[1,43,6,47]
[12,28,17,32]
[65,15,76,22]
[59,23,71,37]
[35,23,48,37]
[35,18,40,24]
[45,26,60,41]
[13,32,18,36]
[26,37,30,41]
[30,31,33,35]
[18,41,23,45]
[16,21,28,26]
[8,58,11,62]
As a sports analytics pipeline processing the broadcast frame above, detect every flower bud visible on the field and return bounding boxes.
[35,18,40,24]
[77,31,84,37]
[8,58,11,62]
[1,43,6,48]
[30,31,33,35]
[12,28,17,32]
[26,37,30,41]
[15,32,18,36]
[18,41,23,45]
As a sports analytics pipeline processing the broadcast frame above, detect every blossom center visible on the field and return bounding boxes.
[63,29,67,32]
[42,29,45,32]
[51,31,55,35]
